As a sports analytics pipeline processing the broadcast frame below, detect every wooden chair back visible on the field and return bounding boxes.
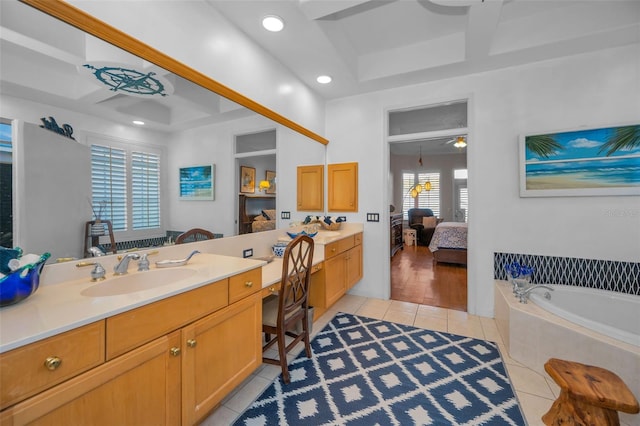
[175,228,215,244]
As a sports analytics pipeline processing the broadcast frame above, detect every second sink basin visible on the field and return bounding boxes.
[81,268,198,297]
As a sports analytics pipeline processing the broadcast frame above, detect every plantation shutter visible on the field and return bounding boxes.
[131,151,160,229]
[91,144,127,231]
[418,172,440,217]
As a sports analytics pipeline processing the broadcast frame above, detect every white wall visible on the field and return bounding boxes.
[326,45,640,317]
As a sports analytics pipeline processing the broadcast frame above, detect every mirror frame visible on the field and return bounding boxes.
[20,0,329,145]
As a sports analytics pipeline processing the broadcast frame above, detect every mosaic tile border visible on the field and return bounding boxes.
[98,230,223,253]
[494,252,639,296]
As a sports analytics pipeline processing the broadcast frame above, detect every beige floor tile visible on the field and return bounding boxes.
[355,305,387,320]
[497,343,525,367]
[223,375,271,413]
[388,300,419,314]
[361,298,392,310]
[507,364,555,400]
[447,309,476,322]
[447,319,485,340]
[413,315,448,333]
[416,304,448,320]
[332,294,367,313]
[479,316,503,344]
[201,405,239,426]
[516,391,554,426]
[383,309,416,326]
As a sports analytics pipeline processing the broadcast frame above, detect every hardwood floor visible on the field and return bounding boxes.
[391,243,468,312]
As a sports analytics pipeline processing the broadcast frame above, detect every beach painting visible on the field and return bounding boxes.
[520,124,640,197]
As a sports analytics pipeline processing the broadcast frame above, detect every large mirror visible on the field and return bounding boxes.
[0,0,327,261]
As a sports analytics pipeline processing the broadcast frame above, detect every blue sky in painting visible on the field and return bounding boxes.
[0,123,11,142]
[525,127,640,162]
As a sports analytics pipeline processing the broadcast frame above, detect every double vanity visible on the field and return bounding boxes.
[0,225,363,425]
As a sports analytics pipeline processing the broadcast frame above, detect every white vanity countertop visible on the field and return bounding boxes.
[0,253,265,353]
[0,225,364,353]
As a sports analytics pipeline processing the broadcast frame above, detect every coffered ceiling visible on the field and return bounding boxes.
[208,0,640,100]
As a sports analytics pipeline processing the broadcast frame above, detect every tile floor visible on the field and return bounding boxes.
[202,294,635,426]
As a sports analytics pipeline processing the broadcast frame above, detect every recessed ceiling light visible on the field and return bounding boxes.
[132,120,145,125]
[316,75,332,84]
[262,15,284,32]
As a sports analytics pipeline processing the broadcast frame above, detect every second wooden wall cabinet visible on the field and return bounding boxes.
[328,162,358,212]
[297,165,324,211]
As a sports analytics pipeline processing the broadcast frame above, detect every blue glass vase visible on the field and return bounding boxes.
[0,253,51,307]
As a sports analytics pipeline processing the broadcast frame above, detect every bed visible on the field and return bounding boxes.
[428,222,467,265]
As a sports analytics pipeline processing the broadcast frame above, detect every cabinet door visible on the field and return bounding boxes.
[182,292,262,425]
[328,162,358,212]
[297,165,323,211]
[346,244,363,289]
[1,332,181,426]
[324,254,346,307]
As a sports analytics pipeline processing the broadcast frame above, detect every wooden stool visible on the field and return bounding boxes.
[543,358,639,426]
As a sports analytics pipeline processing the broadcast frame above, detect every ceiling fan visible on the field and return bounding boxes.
[445,136,467,148]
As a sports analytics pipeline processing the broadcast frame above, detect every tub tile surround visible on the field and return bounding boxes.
[494,281,640,426]
[494,252,640,295]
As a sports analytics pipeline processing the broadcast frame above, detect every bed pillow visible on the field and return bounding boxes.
[262,209,276,220]
[422,216,437,228]
[254,215,266,221]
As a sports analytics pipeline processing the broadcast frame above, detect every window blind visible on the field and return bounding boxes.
[91,144,127,231]
[131,151,160,229]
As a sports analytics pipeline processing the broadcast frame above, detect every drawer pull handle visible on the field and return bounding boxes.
[331,248,336,252]
[187,339,197,348]
[44,356,62,371]
[270,287,276,293]
[170,347,181,357]
[245,281,253,288]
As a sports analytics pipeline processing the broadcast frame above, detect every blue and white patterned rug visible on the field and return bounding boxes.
[234,312,525,425]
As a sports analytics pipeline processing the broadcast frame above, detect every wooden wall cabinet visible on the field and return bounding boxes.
[297,165,323,211]
[0,269,262,425]
[328,162,358,212]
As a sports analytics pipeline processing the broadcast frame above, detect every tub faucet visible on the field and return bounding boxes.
[114,253,140,275]
[517,285,554,304]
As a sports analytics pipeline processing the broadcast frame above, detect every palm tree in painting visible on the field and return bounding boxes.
[525,134,563,158]
[598,125,640,156]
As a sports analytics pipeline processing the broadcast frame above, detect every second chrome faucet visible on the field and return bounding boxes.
[113,253,140,275]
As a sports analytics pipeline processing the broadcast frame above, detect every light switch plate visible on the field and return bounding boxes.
[281,211,291,219]
[366,213,380,222]
[243,248,253,258]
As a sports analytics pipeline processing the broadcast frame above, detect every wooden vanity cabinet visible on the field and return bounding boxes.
[0,268,262,426]
[297,165,324,211]
[0,331,181,426]
[328,162,358,212]
[182,292,261,425]
[0,322,105,411]
[312,233,363,310]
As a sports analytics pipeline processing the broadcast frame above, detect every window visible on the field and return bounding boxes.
[0,120,12,248]
[454,168,468,222]
[402,171,440,220]
[91,142,161,233]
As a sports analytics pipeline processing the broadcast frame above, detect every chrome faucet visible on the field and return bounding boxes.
[517,285,554,304]
[113,253,140,275]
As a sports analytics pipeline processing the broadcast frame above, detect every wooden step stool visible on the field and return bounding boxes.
[543,358,639,426]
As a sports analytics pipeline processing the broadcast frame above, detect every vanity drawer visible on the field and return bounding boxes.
[106,280,228,360]
[229,268,262,304]
[0,321,105,410]
[354,233,362,246]
[324,235,355,259]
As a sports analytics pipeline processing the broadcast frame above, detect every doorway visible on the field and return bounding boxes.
[387,100,469,311]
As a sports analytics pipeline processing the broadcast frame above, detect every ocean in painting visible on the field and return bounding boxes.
[526,156,640,189]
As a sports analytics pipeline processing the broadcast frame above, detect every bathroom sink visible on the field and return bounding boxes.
[81,268,198,297]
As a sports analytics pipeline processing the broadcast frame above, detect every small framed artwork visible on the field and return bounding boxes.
[520,124,640,197]
[266,170,276,194]
[179,164,214,200]
[240,166,256,193]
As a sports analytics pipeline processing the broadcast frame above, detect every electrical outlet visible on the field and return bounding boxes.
[366,213,380,222]
[242,248,253,258]
[281,211,291,219]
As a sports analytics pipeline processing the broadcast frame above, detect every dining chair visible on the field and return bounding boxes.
[262,234,314,384]
[174,228,215,244]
